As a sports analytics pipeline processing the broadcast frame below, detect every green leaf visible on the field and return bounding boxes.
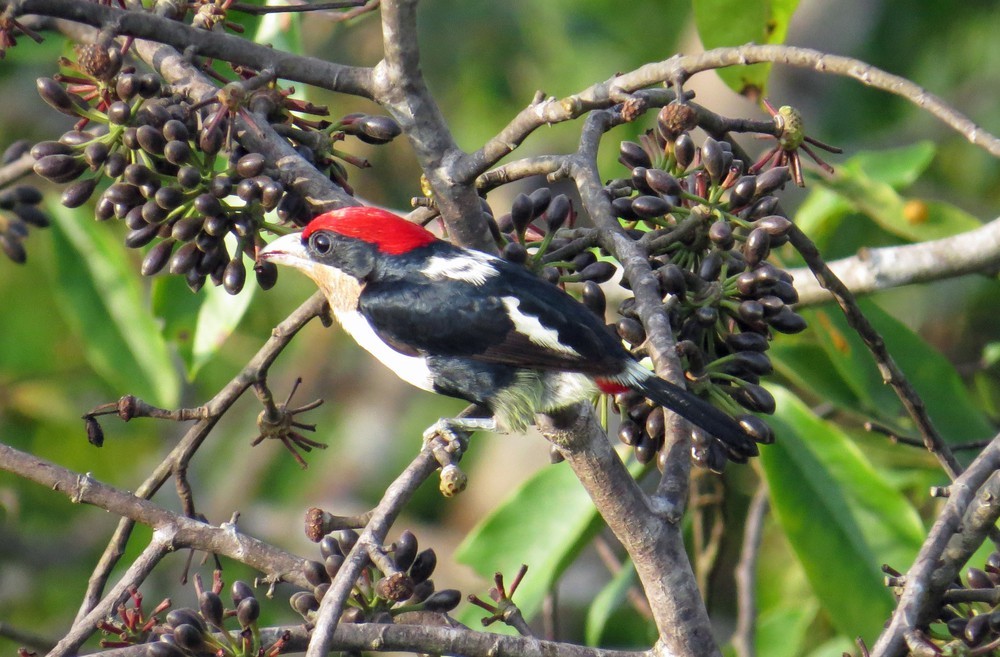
[846,141,936,188]
[48,204,180,407]
[800,299,994,444]
[255,0,303,54]
[191,273,255,377]
[455,460,625,624]
[769,342,861,411]
[814,162,978,242]
[151,274,203,373]
[585,560,638,646]
[693,0,800,96]
[753,599,819,657]
[982,342,1000,369]
[804,637,859,657]
[761,386,924,641]
[150,256,255,380]
[796,142,937,244]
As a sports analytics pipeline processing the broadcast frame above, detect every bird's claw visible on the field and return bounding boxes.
[422,418,468,454]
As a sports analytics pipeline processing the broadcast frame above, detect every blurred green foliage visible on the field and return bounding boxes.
[1,1,999,655]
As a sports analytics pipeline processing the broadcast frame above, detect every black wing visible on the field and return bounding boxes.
[358,257,626,376]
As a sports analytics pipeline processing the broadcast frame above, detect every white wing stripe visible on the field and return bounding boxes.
[501,297,581,356]
[421,253,499,285]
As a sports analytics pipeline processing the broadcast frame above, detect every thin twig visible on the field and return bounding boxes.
[74,293,325,622]
[459,45,999,181]
[230,1,365,15]
[304,442,443,657]
[733,485,769,657]
[0,622,56,653]
[0,151,36,187]
[787,225,963,479]
[48,537,170,657]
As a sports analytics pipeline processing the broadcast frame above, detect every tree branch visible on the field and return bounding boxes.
[733,485,769,657]
[304,443,442,657]
[49,538,169,657]
[7,0,374,97]
[128,38,356,211]
[567,107,693,513]
[99,623,650,657]
[0,441,312,590]
[787,225,964,478]
[75,293,325,621]
[460,44,998,183]
[871,434,1000,657]
[539,408,720,657]
[372,0,493,251]
[790,217,1000,305]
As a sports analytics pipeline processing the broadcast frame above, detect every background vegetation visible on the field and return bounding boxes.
[0,2,998,657]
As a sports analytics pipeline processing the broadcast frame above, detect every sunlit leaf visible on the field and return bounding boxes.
[456,455,643,625]
[801,299,994,444]
[761,386,924,641]
[796,141,937,245]
[814,163,978,242]
[150,256,255,380]
[48,204,179,406]
[693,0,800,96]
[255,0,303,54]
[455,462,602,625]
[753,599,819,657]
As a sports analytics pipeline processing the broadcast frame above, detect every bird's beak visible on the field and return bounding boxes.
[257,232,309,269]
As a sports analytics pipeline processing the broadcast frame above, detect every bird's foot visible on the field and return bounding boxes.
[422,417,497,497]
[422,417,497,452]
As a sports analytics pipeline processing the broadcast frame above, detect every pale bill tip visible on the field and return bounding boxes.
[258,232,307,264]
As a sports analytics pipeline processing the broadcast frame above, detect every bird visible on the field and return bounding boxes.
[257,206,759,459]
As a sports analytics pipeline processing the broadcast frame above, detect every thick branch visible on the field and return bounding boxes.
[100,624,650,657]
[790,217,1000,305]
[872,435,1000,657]
[539,408,720,657]
[0,442,311,590]
[568,108,693,512]
[372,0,493,251]
[7,0,373,97]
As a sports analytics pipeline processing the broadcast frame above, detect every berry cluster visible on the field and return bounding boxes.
[493,188,582,281]
[482,101,810,471]
[605,103,808,471]
[291,529,460,623]
[28,44,400,291]
[97,574,285,657]
[0,151,47,263]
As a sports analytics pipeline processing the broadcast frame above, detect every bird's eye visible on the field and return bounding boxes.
[310,233,332,255]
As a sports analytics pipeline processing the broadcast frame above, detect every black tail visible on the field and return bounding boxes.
[631,375,759,460]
